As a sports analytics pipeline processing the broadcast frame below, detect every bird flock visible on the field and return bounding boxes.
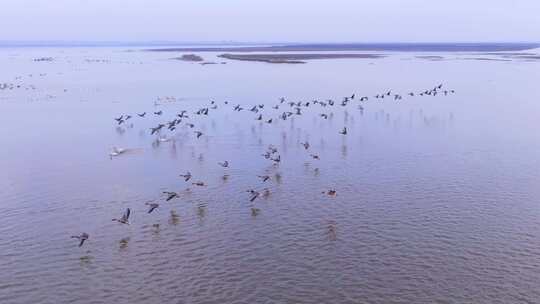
[73,83,455,248]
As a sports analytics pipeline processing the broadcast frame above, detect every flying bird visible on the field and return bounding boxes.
[258,175,270,182]
[145,202,159,214]
[163,191,179,201]
[112,208,131,224]
[323,189,337,196]
[179,171,192,182]
[109,147,127,158]
[71,233,89,247]
[150,124,164,135]
[249,191,260,202]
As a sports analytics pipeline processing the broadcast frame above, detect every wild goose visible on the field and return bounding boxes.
[163,191,179,201]
[179,171,192,182]
[112,208,131,224]
[145,202,159,214]
[71,233,89,247]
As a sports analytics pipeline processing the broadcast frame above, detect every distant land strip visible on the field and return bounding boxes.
[217,53,384,64]
[146,43,540,53]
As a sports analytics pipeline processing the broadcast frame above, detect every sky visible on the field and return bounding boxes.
[1,0,539,43]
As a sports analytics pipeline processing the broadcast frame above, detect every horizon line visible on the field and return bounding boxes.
[1,40,539,47]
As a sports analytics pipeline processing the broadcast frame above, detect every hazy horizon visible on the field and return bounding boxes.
[2,40,540,44]
[1,0,539,43]
[1,41,539,49]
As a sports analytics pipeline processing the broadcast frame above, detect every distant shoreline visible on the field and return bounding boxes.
[1,42,538,52]
[146,43,540,53]
[218,53,384,64]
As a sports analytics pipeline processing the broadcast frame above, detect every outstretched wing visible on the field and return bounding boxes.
[122,208,131,221]
[250,193,259,202]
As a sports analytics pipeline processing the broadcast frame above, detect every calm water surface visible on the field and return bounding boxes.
[1,47,540,304]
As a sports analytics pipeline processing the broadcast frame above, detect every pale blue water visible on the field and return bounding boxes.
[1,46,540,304]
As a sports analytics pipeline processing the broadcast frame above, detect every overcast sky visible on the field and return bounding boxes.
[1,0,539,42]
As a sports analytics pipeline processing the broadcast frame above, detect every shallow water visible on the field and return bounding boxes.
[1,47,540,304]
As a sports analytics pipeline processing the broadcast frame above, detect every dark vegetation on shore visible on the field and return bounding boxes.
[463,57,512,62]
[416,55,444,61]
[33,57,54,62]
[172,54,204,62]
[218,53,384,64]
[518,55,540,59]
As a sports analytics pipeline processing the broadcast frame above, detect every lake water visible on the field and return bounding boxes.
[1,46,540,304]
